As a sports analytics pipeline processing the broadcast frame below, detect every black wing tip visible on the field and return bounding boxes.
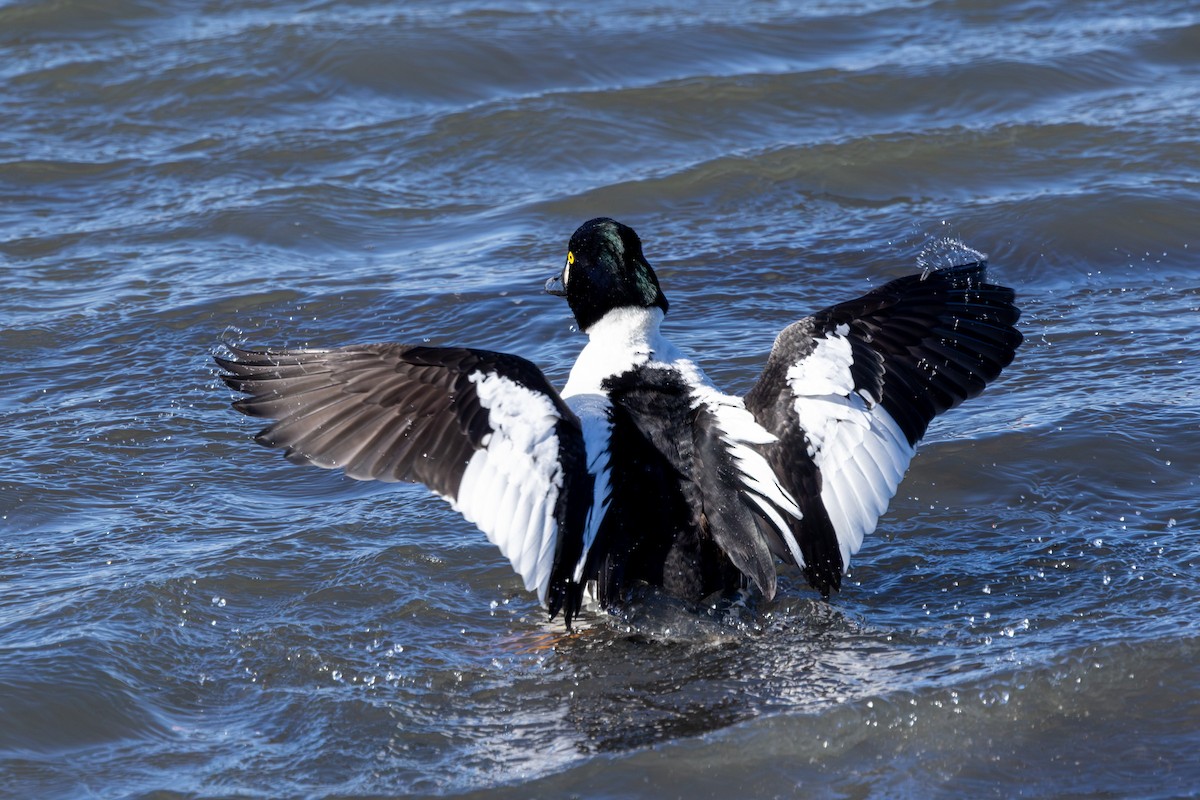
[213,344,334,367]
[924,261,1011,296]
[804,562,842,598]
[213,348,255,375]
[933,258,987,275]
[213,344,349,399]
[916,259,985,284]
[214,346,272,402]
[231,396,272,418]
[927,260,1024,318]
[213,345,273,378]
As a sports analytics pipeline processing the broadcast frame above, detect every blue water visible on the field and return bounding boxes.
[2,1,1199,797]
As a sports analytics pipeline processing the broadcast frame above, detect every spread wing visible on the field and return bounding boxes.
[744,262,1023,594]
[215,344,591,623]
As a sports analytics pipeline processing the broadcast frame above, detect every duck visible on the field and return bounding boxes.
[216,217,1022,628]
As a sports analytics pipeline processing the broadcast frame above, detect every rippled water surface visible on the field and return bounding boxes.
[3,1,1199,797]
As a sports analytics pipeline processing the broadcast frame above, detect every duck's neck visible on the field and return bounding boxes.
[562,306,674,398]
[584,306,665,348]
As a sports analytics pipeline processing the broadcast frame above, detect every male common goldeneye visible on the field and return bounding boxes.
[216,218,1022,627]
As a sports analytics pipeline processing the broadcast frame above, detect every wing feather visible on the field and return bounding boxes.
[745,261,1022,594]
[216,344,593,624]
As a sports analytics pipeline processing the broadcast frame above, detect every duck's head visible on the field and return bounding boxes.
[545,217,669,332]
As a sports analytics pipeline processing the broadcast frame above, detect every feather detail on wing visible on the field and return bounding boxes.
[216,344,592,624]
[563,394,614,585]
[744,262,1023,594]
[688,387,803,600]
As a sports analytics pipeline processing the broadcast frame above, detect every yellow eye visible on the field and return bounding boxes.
[567,251,575,266]
[564,250,574,285]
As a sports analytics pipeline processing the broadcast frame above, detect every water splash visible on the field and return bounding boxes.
[917,234,989,279]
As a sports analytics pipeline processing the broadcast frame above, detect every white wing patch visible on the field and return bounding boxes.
[787,331,916,572]
[451,371,566,602]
